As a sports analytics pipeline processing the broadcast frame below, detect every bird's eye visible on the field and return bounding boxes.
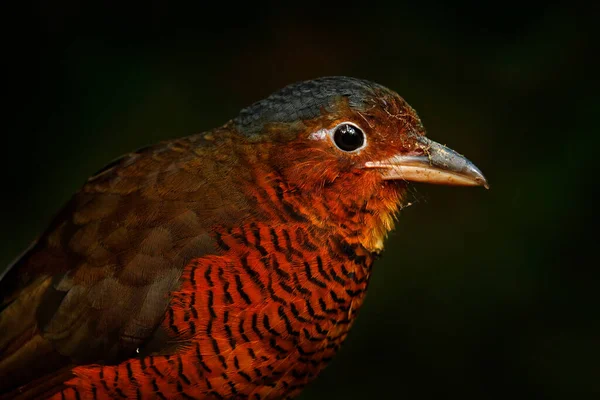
[332,123,365,152]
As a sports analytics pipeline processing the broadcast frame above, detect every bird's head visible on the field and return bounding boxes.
[233,76,487,251]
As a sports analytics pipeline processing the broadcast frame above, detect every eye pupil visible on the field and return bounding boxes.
[333,124,365,152]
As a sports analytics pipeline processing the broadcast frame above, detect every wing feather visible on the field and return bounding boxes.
[0,132,249,393]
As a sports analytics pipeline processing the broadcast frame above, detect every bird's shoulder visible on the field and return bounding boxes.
[0,126,257,367]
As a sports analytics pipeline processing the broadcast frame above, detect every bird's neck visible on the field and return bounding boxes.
[161,165,404,394]
[250,171,404,254]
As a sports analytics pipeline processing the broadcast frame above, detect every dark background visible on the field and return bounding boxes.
[2,2,598,399]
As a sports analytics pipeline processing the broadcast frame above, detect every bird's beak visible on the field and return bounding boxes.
[364,136,489,188]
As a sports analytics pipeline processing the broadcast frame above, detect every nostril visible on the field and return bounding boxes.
[404,147,426,158]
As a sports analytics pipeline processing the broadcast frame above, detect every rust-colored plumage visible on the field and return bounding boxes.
[0,77,487,399]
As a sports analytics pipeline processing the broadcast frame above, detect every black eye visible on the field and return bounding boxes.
[333,123,365,152]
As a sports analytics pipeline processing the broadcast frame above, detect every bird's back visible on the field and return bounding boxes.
[0,128,256,395]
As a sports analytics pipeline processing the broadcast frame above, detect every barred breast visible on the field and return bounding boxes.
[55,172,381,400]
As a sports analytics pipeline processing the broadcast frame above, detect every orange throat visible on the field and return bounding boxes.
[302,178,406,254]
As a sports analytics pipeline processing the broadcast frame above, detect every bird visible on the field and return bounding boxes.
[0,76,487,399]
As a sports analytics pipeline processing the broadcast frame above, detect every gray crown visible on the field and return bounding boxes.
[234,76,394,135]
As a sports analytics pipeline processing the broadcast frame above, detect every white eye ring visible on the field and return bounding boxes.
[309,121,368,153]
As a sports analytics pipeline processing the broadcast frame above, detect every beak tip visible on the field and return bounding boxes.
[472,175,489,189]
[367,137,490,190]
[460,157,488,189]
[468,166,489,189]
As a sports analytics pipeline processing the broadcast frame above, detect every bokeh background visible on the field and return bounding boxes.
[3,2,598,399]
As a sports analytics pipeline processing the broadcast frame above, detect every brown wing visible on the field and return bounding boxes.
[0,130,251,392]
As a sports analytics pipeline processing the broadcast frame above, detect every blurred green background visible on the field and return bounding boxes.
[3,2,598,399]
